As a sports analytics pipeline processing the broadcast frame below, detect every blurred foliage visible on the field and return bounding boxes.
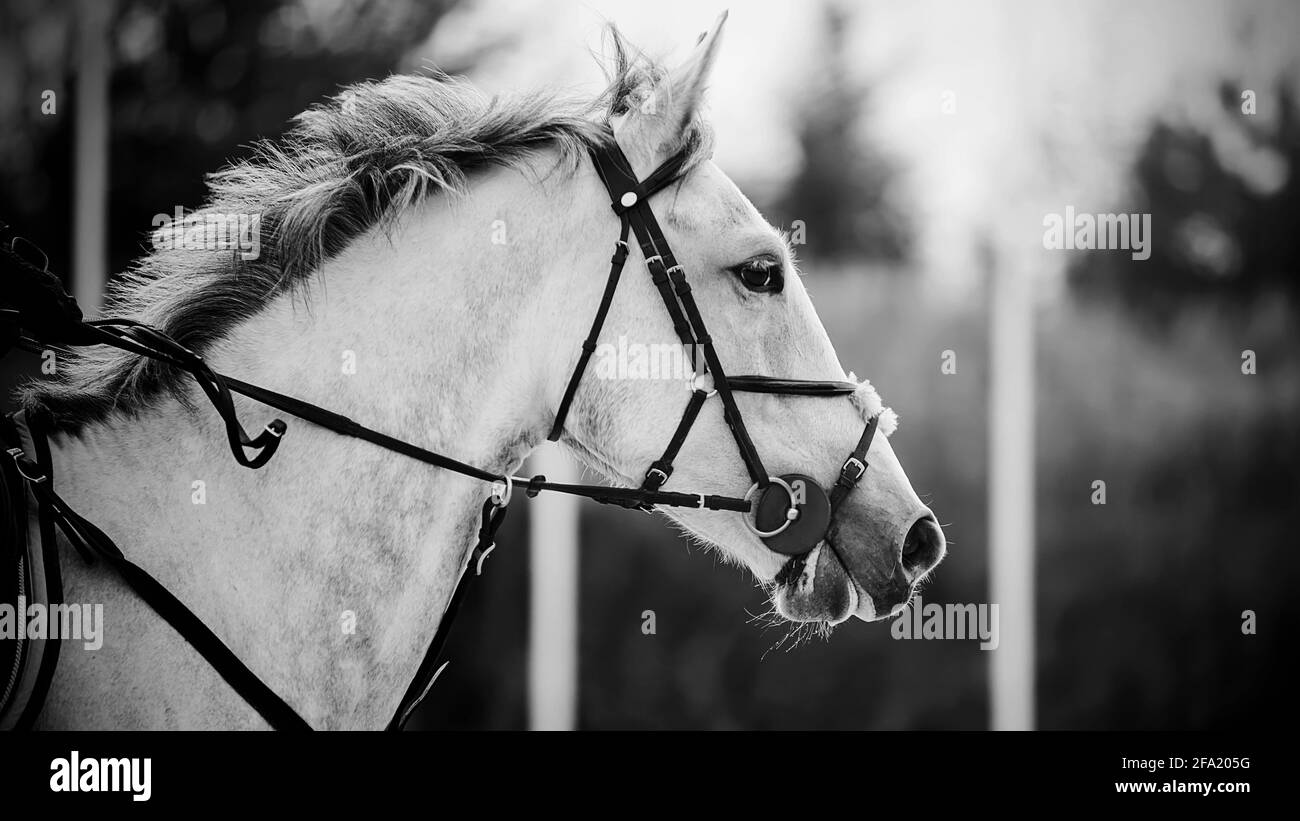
[1035,296,1296,729]
[768,2,912,264]
[1070,77,1300,318]
[0,0,457,286]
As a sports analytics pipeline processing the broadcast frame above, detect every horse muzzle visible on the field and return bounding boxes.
[772,508,946,625]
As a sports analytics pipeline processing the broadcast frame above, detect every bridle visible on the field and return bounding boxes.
[551,131,880,555]
[0,127,878,731]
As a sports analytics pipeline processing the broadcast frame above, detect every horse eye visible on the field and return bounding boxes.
[734,260,783,293]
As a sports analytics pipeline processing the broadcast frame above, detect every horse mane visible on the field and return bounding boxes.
[23,25,713,430]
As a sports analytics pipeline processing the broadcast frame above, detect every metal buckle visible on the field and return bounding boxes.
[645,467,669,487]
[839,456,866,484]
[690,372,718,398]
[7,447,46,484]
[490,475,514,507]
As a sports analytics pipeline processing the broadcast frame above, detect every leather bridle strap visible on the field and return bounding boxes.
[559,134,871,501]
[6,411,312,731]
[546,216,631,442]
[0,410,64,731]
[829,413,879,515]
[0,133,884,731]
[727,376,859,396]
[223,373,750,510]
[547,148,699,447]
[387,496,507,730]
[642,387,709,493]
[586,138,769,487]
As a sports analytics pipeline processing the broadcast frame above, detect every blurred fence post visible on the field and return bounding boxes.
[527,443,579,730]
[73,0,112,316]
[986,240,1036,730]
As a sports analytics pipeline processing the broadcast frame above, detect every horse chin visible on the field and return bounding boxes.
[772,542,859,626]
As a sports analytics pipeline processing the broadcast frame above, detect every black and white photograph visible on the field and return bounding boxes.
[0,0,1289,806]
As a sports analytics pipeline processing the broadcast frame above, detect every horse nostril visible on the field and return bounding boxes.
[902,528,922,558]
[900,513,945,578]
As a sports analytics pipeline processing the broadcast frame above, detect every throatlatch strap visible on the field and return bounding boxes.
[548,217,632,441]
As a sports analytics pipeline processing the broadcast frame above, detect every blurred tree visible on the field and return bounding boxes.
[0,0,466,286]
[1069,78,1300,319]
[771,1,912,264]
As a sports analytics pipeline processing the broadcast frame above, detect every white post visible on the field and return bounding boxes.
[72,0,112,317]
[526,443,579,730]
[987,243,1036,730]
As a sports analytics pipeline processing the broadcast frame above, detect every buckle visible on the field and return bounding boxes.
[490,475,514,507]
[839,456,866,485]
[7,447,46,484]
[645,466,669,487]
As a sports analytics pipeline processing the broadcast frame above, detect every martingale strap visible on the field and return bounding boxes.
[387,495,508,730]
[4,410,311,731]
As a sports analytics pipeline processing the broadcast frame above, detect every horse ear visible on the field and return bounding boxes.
[624,11,728,155]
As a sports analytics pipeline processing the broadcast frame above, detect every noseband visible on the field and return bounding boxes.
[549,132,880,556]
[0,130,879,731]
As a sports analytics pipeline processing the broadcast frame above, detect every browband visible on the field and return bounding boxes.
[727,376,859,396]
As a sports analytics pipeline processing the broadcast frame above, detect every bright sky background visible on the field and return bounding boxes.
[412,0,1300,296]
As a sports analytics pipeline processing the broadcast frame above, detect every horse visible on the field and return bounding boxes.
[15,14,945,729]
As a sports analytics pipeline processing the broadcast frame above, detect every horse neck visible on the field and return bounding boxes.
[47,162,590,726]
